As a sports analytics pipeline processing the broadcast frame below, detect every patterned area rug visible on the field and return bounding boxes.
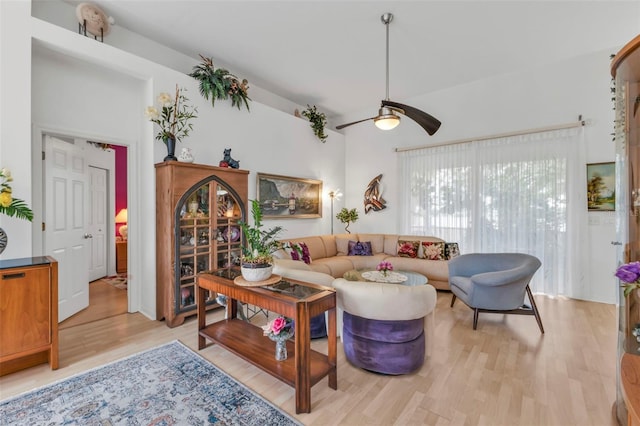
[0,341,301,425]
[102,273,127,290]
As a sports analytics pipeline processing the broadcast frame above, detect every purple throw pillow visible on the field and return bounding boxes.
[348,240,373,256]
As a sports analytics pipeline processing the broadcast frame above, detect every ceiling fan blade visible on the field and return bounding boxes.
[381,100,441,135]
[336,116,377,130]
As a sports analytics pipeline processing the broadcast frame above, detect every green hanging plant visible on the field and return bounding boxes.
[301,104,328,143]
[189,55,251,111]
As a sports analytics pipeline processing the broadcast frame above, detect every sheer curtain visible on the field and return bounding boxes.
[400,128,586,297]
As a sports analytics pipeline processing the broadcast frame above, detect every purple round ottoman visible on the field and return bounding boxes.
[342,311,425,375]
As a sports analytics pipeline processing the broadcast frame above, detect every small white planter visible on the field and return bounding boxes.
[241,264,273,282]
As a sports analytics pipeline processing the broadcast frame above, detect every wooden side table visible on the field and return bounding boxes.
[116,241,127,273]
[197,269,337,414]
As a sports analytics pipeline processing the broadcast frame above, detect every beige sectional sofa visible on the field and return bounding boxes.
[273,233,451,290]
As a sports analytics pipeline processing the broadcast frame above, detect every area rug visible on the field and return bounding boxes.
[102,273,127,290]
[0,340,301,425]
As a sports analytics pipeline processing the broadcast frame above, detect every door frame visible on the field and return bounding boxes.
[32,123,137,315]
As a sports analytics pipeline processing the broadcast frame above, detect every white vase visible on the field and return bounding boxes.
[178,147,194,163]
[241,264,273,282]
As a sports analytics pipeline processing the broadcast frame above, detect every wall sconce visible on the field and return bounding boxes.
[328,189,342,234]
[115,208,128,240]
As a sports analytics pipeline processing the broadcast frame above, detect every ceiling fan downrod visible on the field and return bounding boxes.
[382,12,393,102]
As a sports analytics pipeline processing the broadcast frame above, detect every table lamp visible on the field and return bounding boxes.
[115,208,128,240]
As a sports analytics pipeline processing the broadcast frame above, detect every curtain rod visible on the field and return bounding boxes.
[395,118,587,153]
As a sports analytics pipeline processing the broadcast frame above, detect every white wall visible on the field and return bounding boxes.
[1,1,345,321]
[1,0,628,312]
[339,49,619,303]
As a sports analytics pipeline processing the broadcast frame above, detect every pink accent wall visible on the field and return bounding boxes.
[114,145,127,229]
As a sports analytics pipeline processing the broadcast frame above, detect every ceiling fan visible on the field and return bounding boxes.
[336,13,441,135]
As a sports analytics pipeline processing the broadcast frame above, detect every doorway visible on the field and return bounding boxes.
[42,133,129,328]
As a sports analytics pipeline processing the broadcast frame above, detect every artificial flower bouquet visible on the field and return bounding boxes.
[377,260,393,276]
[262,316,294,341]
[0,168,33,221]
[144,85,198,144]
[616,261,640,297]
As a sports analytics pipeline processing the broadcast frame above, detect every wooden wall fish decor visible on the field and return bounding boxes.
[364,174,386,213]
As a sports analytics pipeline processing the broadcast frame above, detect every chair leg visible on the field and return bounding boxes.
[450,294,457,307]
[526,285,544,334]
[473,308,479,330]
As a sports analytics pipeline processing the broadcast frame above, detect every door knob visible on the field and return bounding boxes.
[611,241,622,245]
[83,233,93,239]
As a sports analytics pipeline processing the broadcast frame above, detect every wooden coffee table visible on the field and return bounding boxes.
[196,269,337,414]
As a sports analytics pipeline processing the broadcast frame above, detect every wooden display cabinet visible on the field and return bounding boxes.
[156,162,248,327]
[0,256,58,376]
[611,34,640,425]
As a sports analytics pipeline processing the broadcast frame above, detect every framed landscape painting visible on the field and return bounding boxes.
[587,162,615,211]
[257,173,322,219]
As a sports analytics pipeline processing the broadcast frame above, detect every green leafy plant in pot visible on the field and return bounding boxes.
[336,207,359,234]
[238,200,284,281]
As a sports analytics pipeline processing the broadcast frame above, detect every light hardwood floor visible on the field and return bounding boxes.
[0,292,618,426]
[59,279,128,330]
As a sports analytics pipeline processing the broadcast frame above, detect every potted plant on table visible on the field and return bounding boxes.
[238,199,284,282]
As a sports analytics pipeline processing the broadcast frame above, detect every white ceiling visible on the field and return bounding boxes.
[69,1,639,119]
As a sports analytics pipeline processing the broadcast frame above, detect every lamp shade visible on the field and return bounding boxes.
[115,208,128,240]
[115,208,128,223]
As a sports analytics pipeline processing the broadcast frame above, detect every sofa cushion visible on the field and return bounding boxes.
[320,234,338,257]
[312,257,356,277]
[383,235,399,255]
[348,240,373,256]
[421,241,445,260]
[346,254,387,270]
[273,258,312,272]
[336,235,351,255]
[357,234,385,254]
[397,240,420,258]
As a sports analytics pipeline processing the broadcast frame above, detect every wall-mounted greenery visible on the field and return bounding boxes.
[301,104,328,142]
[189,55,251,111]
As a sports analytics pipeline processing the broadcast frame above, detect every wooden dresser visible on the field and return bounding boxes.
[116,241,127,273]
[0,256,58,376]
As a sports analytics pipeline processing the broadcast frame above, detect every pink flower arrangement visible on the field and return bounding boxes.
[262,316,294,339]
[377,261,393,276]
[616,261,640,297]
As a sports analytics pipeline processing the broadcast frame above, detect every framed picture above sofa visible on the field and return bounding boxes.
[257,173,322,219]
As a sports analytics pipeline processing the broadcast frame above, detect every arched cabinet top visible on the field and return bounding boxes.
[611,33,640,80]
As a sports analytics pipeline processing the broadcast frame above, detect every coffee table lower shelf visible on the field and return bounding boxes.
[199,318,334,388]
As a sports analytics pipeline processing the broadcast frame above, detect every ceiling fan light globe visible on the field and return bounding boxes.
[374,115,400,130]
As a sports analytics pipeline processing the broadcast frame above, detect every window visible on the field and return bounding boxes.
[400,128,585,296]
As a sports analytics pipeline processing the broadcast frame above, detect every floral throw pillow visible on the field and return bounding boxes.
[421,241,445,260]
[348,240,373,256]
[287,242,312,264]
[444,242,460,260]
[397,240,419,258]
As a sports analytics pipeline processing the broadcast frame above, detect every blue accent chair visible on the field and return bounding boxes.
[448,253,544,333]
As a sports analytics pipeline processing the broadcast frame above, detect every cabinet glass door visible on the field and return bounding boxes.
[175,178,244,313]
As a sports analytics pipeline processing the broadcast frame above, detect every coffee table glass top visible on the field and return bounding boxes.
[344,269,428,286]
[203,268,326,299]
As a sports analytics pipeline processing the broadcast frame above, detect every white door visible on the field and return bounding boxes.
[44,135,89,322]
[88,166,108,281]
